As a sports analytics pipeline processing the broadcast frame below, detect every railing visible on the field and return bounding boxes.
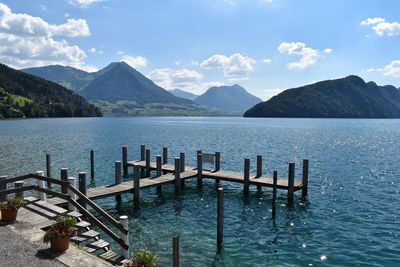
[0,173,129,255]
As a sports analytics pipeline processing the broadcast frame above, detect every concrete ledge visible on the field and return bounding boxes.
[3,220,113,267]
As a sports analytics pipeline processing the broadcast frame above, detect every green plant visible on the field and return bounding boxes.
[0,196,26,210]
[43,215,77,244]
[124,249,158,267]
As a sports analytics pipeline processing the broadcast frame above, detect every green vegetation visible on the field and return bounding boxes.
[0,64,102,119]
[0,196,26,211]
[124,249,158,267]
[90,99,236,116]
[244,75,400,118]
[43,215,77,243]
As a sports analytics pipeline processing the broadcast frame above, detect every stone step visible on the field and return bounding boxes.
[81,230,100,239]
[67,211,83,218]
[70,236,87,244]
[81,246,97,253]
[75,220,91,228]
[99,250,125,265]
[88,239,110,250]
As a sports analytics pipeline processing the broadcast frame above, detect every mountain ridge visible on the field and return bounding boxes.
[244,75,400,118]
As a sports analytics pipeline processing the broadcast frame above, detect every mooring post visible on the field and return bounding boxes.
[145,149,151,177]
[174,157,181,194]
[302,159,309,198]
[156,155,162,193]
[0,175,7,202]
[215,152,221,171]
[180,152,185,172]
[68,177,77,212]
[197,153,203,188]
[140,144,146,161]
[256,155,262,191]
[122,146,128,176]
[90,150,94,180]
[133,165,140,210]
[272,171,277,220]
[36,171,46,201]
[78,172,87,209]
[243,158,250,195]
[288,162,295,203]
[120,215,129,259]
[61,168,68,194]
[14,181,24,198]
[173,236,179,267]
[217,187,224,254]
[46,154,51,187]
[115,161,122,205]
[163,146,168,164]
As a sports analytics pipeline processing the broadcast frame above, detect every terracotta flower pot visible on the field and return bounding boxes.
[1,208,18,222]
[50,236,70,252]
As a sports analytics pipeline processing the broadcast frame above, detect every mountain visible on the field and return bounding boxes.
[0,64,102,119]
[169,88,198,100]
[23,65,93,92]
[244,75,400,118]
[81,62,193,104]
[195,84,262,113]
[23,62,232,116]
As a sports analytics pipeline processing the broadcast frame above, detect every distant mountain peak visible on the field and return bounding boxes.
[195,84,262,113]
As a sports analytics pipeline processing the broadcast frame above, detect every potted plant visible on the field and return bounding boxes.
[44,215,77,252]
[0,196,26,222]
[123,249,158,267]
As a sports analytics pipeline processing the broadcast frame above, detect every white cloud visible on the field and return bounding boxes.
[0,4,90,37]
[0,3,93,71]
[39,5,47,11]
[69,0,104,8]
[364,60,400,78]
[361,17,400,37]
[121,55,147,69]
[116,50,124,55]
[278,42,325,69]
[324,48,333,54]
[88,47,96,53]
[262,58,272,63]
[148,68,222,94]
[200,53,256,80]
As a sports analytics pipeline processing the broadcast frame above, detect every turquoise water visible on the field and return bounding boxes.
[1,117,400,266]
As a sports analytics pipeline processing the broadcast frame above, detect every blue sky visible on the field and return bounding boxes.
[1,0,400,99]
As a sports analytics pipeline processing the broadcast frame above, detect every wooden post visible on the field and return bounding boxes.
[14,181,24,198]
[156,155,162,193]
[215,152,221,171]
[180,152,185,172]
[302,159,309,197]
[36,171,46,201]
[61,168,68,194]
[145,149,151,177]
[197,153,203,188]
[120,215,129,259]
[90,150,94,180]
[46,154,51,187]
[174,157,181,194]
[256,155,262,191]
[133,165,140,210]
[173,236,179,267]
[288,162,295,203]
[122,146,128,176]
[68,177,77,212]
[163,146,168,164]
[217,187,224,254]
[243,158,250,195]
[140,144,146,161]
[78,172,87,209]
[0,175,7,202]
[114,160,122,205]
[272,171,277,220]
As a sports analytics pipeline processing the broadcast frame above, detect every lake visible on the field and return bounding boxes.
[1,117,399,266]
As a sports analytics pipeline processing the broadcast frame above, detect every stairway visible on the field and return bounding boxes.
[67,211,125,265]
